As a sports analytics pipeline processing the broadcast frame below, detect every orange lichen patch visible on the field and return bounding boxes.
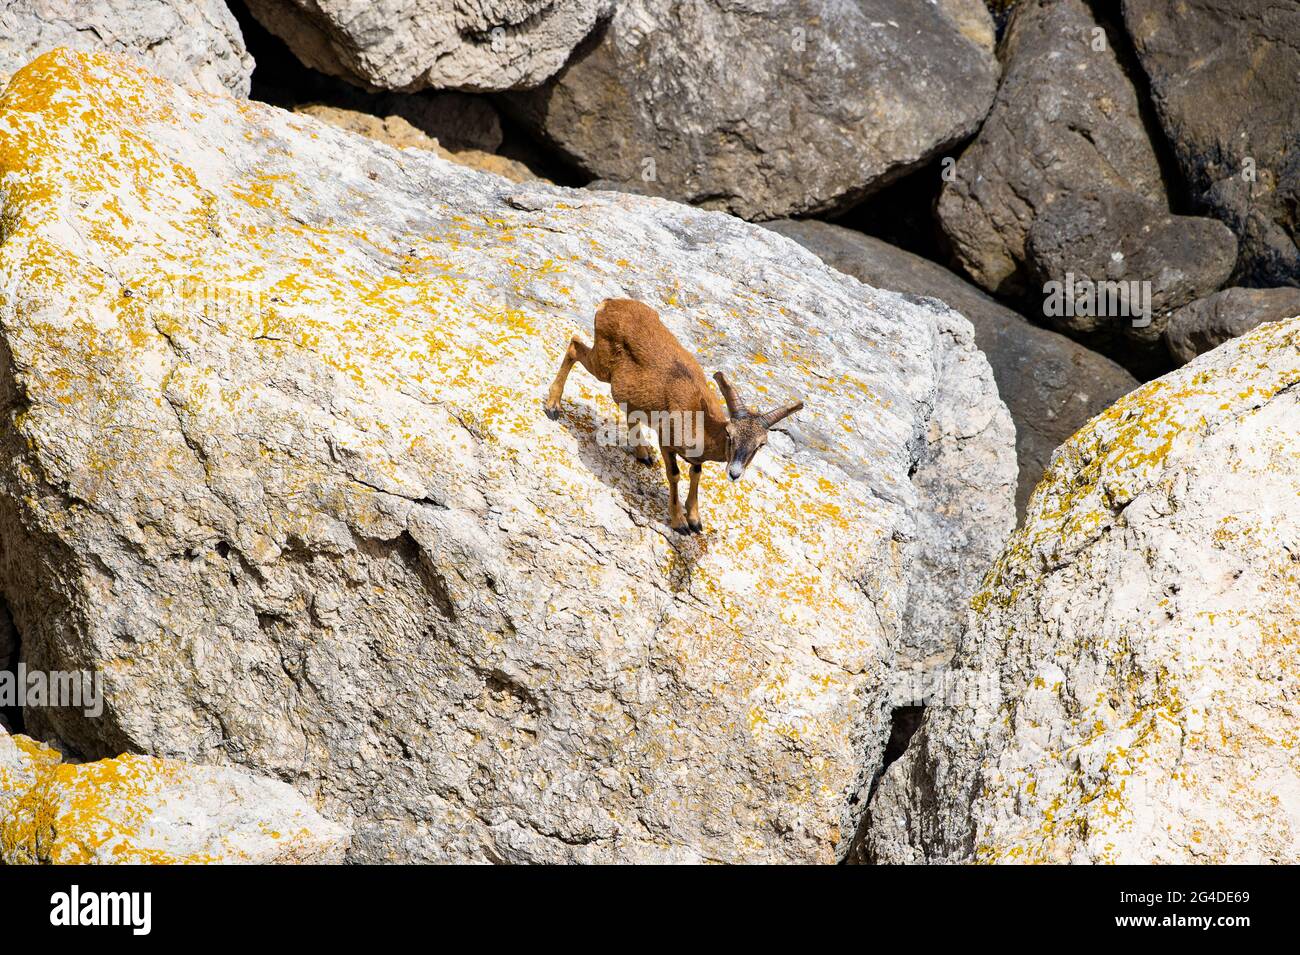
[1,737,211,864]
[964,316,1300,864]
[975,318,1300,619]
[229,172,298,212]
[0,736,61,863]
[0,736,330,865]
[47,753,221,864]
[0,49,915,863]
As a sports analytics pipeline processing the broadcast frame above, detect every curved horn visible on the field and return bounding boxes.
[760,400,804,428]
[713,371,744,417]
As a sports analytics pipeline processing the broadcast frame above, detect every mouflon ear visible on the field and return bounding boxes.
[759,400,804,428]
[713,371,745,417]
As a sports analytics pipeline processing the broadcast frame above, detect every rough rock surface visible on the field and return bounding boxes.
[0,51,1016,863]
[762,220,1136,516]
[1026,189,1237,351]
[506,0,1000,221]
[0,0,253,97]
[0,730,349,863]
[939,0,1166,296]
[1124,0,1300,287]
[867,316,1300,863]
[1166,287,1300,366]
[244,0,614,92]
[939,0,998,52]
[295,104,545,184]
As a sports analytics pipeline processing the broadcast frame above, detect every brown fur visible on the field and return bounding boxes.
[544,298,803,533]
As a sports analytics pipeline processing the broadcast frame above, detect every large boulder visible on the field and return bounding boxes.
[506,0,1000,221]
[762,220,1137,516]
[0,51,1016,863]
[1166,287,1300,366]
[1124,0,1300,287]
[244,0,614,93]
[939,0,1165,296]
[0,0,253,97]
[0,730,349,863]
[866,316,1300,864]
[1025,188,1237,364]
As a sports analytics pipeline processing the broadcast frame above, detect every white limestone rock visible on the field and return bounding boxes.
[0,730,349,863]
[0,0,253,97]
[0,51,1015,863]
[867,316,1300,864]
[244,0,614,92]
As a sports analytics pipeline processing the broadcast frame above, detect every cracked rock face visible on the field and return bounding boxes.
[506,0,1000,221]
[939,0,1166,297]
[0,51,1015,863]
[0,729,349,863]
[1123,0,1300,287]
[244,0,614,92]
[0,0,254,97]
[866,316,1300,864]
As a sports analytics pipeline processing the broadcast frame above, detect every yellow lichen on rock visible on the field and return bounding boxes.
[0,50,1015,863]
[869,313,1300,864]
[0,732,349,863]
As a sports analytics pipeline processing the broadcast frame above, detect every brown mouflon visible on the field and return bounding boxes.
[544,298,804,533]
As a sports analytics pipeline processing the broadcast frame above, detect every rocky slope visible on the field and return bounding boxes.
[0,50,1015,863]
[1,728,348,863]
[866,314,1300,864]
[0,0,254,97]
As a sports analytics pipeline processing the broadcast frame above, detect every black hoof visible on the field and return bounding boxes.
[637,455,655,467]
[543,405,560,421]
[688,520,703,533]
[671,523,691,535]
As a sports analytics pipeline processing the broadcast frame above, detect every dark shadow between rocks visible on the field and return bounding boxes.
[0,594,21,734]
[830,155,958,264]
[1086,0,1192,214]
[841,703,927,864]
[493,16,613,188]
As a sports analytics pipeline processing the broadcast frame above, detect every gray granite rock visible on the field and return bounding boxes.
[1124,0,1300,287]
[507,0,1000,220]
[938,0,1165,296]
[1026,188,1237,361]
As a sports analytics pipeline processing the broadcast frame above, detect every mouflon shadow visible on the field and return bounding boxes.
[551,401,706,576]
